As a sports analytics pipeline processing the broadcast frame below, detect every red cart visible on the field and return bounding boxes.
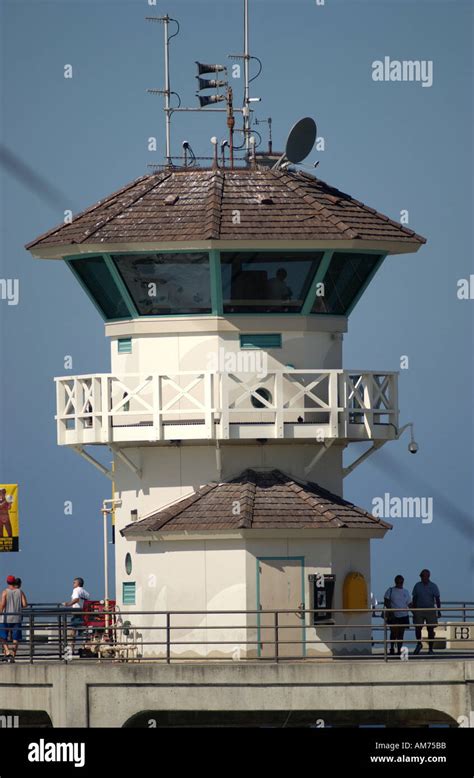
[79,600,117,657]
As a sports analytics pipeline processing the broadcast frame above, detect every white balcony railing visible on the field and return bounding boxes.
[55,370,399,446]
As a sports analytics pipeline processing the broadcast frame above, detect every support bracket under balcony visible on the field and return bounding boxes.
[342,440,386,478]
[304,440,335,476]
[72,446,114,480]
[110,446,142,479]
[215,440,223,481]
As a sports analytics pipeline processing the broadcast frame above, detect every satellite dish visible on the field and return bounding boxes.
[285,117,317,164]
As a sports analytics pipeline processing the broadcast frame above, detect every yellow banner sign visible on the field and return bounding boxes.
[0,485,19,552]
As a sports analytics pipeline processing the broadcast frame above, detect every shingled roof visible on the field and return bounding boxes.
[26,167,426,251]
[121,469,392,537]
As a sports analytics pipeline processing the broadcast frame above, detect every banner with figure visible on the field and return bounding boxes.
[0,485,19,552]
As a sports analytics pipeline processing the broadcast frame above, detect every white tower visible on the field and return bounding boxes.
[26,163,425,658]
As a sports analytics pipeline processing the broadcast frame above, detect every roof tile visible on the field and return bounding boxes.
[121,469,392,536]
[26,168,426,250]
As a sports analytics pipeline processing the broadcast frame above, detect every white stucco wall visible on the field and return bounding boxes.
[116,533,373,658]
[108,315,345,375]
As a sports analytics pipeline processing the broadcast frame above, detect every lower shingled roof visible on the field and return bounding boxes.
[121,469,392,536]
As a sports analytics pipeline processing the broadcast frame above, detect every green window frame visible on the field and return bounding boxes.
[66,256,133,321]
[65,249,385,321]
[111,252,213,316]
[240,333,282,349]
[311,252,384,316]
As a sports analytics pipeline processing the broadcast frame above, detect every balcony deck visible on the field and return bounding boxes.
[55,369,399,446]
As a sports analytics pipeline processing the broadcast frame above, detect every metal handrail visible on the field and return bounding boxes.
[2,606,472,664]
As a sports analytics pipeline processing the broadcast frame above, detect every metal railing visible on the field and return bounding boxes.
[1,605,472,664]
[54,369,399,444]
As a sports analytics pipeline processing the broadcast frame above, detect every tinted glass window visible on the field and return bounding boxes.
[312,253,381,315]
[112,253,211,315]
[69,256,131,320]
[221,252,323,313]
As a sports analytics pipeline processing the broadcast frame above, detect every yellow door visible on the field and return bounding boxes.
[258,558,305,658]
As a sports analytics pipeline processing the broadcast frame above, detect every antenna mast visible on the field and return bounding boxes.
[146,14,180,167]
[229,0,262,158]
[243,0,250,153]
[163,15,171,165]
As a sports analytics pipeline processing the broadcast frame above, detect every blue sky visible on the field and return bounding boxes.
[0,0,472,603]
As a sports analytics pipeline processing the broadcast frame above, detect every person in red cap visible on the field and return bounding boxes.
[0,575,27,662]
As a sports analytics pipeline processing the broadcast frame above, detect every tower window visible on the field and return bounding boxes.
[221,251,323,314]
[112,253,212,316]
[312,253,381,315]
[67,256,131,320]
[125,553,132,576]
[250,387,273,409]
[240,334,282,349]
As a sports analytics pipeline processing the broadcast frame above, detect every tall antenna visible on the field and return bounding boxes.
[229,0,262,154]
[146,14,180,167]
[243,0,250,153]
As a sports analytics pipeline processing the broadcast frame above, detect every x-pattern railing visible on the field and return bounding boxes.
[160,374,209,412]
[62,377,95,417]
[346,373,392,411]
[283,372,332,411]
[110,376,155,414]
[228,374,276,410]
[55,369,398,443]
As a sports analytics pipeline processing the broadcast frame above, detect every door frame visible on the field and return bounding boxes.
[256,556,306,658]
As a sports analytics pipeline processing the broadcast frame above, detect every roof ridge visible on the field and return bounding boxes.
[298,172,426,244]
[237,469,257,529]
[265,470,340,526]
[75,172,173,245]
[282,477,345,527]
[205,170,225,240]
[277,470,372,527]
[302,476,392,528]
[25,172,156,249]
[272,170,359,239]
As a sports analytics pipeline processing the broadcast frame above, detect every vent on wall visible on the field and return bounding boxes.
[118,338,132,354]
[122,581,136,605]
[240,333,282,349]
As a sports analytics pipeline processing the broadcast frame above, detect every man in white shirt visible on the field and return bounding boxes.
[62,577,90,654]
[384,575,412,656]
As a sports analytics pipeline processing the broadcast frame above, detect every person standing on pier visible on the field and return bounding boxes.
[0,575,28,662]
[412,569,441,655]
[383,575,412,655]
[62,577,89,655]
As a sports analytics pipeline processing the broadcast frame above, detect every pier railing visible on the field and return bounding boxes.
[55,369,399,445]
[4,605,473,664]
